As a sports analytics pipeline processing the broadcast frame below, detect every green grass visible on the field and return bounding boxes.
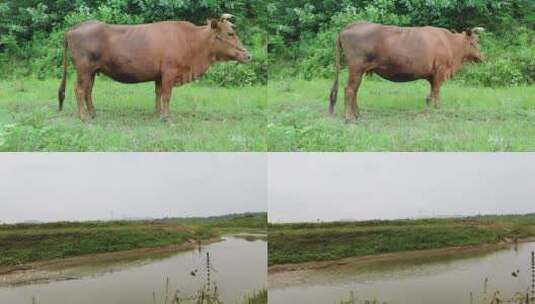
[0,213,267,266]
[0,77,266,151]
[268,214,535,266]
[242,289,267,304]
[268,77,535,151]
[2,76,534,152]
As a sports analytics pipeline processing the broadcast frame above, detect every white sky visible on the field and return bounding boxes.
[268,153,535,223]
[0,153,266,224]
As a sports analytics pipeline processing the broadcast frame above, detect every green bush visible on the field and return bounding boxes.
[202,29,268,86]
[456,28,535,86]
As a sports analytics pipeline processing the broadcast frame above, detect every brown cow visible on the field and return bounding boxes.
[329,22,485,123]
[58,15,251,121]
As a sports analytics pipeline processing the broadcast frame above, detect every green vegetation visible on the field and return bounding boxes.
[268,214,535,266]
[339,292,383,304]
[243,289,268,304]
[173,213,268,234]
[0,212,266,266]
[0,78,266,151]
[268,78,535,151]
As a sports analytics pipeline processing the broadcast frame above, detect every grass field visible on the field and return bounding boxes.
[0,213,266,266]
[2,76,533,152]
[268,214,535,266]
[268,77,535,151]
[0,77,266,151]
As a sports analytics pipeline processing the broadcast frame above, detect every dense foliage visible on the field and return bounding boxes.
[1,1,534,87]
[0,0,267,86]
[268,0,535,86]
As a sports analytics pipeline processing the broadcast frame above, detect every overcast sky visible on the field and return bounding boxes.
[268,153,535,223]
[0,153,266,224]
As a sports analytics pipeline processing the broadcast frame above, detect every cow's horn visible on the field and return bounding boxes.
[472,27,485,33]
[221,13,234,20]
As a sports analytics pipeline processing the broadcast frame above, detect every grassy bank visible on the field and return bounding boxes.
[268,78,535,151]
[0,213,266,266]
[268,214,535,266]
[0,77,266,151]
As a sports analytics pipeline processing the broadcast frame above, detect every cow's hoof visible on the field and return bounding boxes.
[345,118,357,124]
[160,116,169,123]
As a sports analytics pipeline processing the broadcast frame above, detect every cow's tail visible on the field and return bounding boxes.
[329,37,342,115]
[58,37,68,111]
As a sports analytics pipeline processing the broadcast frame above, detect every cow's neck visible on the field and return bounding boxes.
[449,34,469,75]
[175,27,214,85]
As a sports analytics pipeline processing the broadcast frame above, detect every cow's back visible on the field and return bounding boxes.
[339,22,455,81]
[66,21,197,83]
[66,21,108,61]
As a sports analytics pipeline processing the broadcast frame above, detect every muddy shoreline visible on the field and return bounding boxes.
[0,237,222,286]
[269,237,535,274]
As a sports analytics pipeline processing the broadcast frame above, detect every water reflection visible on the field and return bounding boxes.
[269,242,535,304]
[0,236,267,304]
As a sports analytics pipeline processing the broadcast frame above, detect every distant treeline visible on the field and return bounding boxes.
[267,0,535,86]
[0,0,268,85]
[0,212,267,230]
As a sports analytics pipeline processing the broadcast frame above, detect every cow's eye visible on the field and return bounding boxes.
[228,32,234,37]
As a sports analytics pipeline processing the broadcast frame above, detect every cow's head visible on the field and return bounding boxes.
[208,14,251,63]
[463,27,485,63]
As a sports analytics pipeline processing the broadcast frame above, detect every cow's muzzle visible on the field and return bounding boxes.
[474,55,484,63]
[239,51,252,63]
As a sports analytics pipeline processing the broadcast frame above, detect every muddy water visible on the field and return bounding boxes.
[0,236,266,304]
[269,242,535,304]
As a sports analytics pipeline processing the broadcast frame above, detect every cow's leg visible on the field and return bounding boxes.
[154,80,162,116]
[344,67,363,123]
[74,72,91,121]
[430,76,443,108]
[159,75,175,122]
[426,78,433,107]
[85,72,97,119]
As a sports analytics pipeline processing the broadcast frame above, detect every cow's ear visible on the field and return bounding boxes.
[465,28,473,36]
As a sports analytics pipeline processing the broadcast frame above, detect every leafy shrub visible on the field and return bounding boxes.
[456,27,535,86]
[198,22,268,86]
[203,46,267,86]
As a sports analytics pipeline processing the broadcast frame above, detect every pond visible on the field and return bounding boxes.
[269,242,535,304]
[0,235,266,304]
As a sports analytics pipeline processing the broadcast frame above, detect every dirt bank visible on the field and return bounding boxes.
[269,237,535,274]
[0,238,221,286]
